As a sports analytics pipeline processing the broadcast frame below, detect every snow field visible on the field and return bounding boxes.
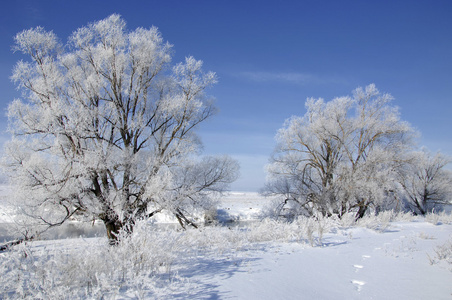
[0,191,451,299]
[1,215,451,299]
[214,224,452,300]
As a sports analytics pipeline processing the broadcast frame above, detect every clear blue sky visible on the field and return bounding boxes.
[0,0,451,191]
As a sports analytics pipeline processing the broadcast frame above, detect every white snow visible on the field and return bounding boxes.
[0,190,451,299]
[216,192,274,222]
[0,185,15,223]
[202,223,452,300]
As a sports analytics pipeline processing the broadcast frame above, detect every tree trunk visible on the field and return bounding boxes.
[103,218,123,245]
[415,200,426,216]
[355,203,368,220]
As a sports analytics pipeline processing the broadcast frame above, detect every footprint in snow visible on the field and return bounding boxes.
[351,280,366,291]
[362,255,371,260]
[353,264,364,272]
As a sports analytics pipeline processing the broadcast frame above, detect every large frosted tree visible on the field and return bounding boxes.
[398,150,452,215]
[264,84,415,219]
[4,14,239,241]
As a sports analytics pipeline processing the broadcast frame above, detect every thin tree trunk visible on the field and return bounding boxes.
[103,218,123,245]
[355,203,368,220]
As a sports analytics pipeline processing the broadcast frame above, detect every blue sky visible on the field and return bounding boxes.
[0,0,451,191]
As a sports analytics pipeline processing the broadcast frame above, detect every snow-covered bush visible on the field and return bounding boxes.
[428,238,452,271]
[434,239,452,264]
[0,222,192,299]
[427,210,452,225]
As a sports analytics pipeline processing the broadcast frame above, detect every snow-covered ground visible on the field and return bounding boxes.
[216,192,274,222]
[0,189,451,299]
[203,222,452,300]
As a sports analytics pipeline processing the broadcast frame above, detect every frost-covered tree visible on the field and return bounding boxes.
[3,14,239,242]
[399,151,452,215]
[264,84,414,219]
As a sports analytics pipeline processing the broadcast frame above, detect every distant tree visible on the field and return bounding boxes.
[399,151,452,215]
[4,14,239,242]
[264,84,415,219]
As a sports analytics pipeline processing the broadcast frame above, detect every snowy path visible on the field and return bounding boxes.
[187,223,451,299]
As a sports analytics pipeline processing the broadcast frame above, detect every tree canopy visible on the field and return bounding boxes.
[4,14,239,241]
[264,84,451,218]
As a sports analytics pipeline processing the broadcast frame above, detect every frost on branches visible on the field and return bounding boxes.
[264,84,450,219]
[4,14,239,242]
[398,150,452,215]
